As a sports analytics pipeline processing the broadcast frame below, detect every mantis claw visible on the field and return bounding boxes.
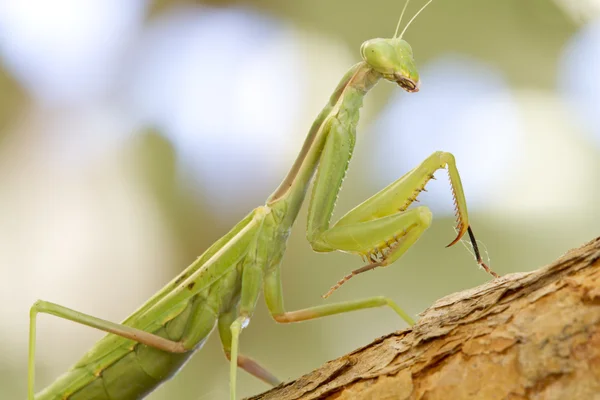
[446,223,467,247]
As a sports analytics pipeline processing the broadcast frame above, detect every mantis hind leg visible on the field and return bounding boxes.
[27,300,191,400]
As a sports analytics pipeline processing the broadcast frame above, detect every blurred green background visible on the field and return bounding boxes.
[1,0,599,399]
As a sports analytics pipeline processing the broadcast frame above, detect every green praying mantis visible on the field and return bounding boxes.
[27,1,499,399]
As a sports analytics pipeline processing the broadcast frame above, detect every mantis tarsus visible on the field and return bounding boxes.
[27,2,499,399]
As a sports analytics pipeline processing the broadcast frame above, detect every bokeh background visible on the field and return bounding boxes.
[1,0,599,399]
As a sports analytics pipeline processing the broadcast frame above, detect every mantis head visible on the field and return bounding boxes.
[360,0,433,92]
[360,38,420,92]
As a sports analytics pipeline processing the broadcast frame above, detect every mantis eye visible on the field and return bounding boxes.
[360,39,398,74]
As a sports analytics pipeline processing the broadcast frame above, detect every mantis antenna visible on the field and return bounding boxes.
[399,0,434,39]
[393,0,412,39]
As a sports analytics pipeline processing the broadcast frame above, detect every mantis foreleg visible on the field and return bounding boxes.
[308,150,474,295]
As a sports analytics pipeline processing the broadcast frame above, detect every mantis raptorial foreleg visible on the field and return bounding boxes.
[309,150,470,296]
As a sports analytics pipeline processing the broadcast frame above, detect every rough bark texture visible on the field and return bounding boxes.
[250,237,600,400]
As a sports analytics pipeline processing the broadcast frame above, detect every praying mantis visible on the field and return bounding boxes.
[27,1,499,399]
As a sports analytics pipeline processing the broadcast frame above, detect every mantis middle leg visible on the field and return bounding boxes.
[218,309,279,386]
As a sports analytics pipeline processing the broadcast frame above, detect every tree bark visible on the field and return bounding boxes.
[249,237,600,400]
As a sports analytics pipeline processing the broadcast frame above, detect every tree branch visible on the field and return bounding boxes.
[250,237,600,400]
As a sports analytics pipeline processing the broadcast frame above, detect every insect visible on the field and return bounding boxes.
[27,1,498,399]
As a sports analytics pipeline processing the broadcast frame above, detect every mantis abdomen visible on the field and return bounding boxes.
[37,266,246,399]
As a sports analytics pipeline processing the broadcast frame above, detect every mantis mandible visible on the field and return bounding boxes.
[27,1,498,399]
